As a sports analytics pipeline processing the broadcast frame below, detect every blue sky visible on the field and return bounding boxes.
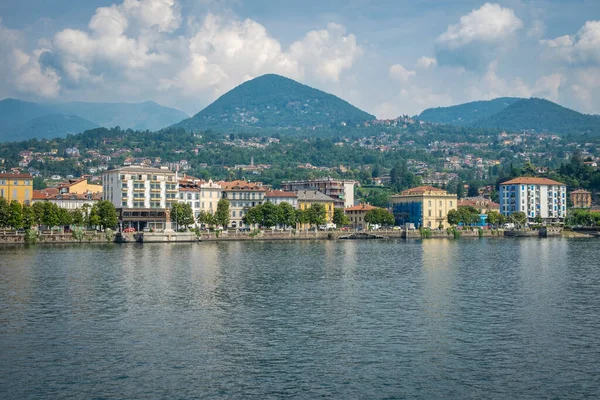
[1,0,599,118]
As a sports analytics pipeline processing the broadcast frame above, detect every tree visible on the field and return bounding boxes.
[447,209,460,226]
[486,210,505,226]
[22,205,35,229]
[197,210,216,228]
[171,202,195,230]
[333,208,349,227]
[242,205,262,226]
[70,209,84,226]
[456,182,465,199]
[278,202,297,228]
[41,202,59,230]
[364,208,395,227]
[32,202,45,229]
[7,201,23,230]
[0,197,9,228]
[467,183,479,197]
[307,203,327,227]
[260,201,281,229]
[215,199,230,228]
[90,201,118,230]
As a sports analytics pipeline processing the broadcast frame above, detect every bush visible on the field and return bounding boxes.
[24,229,38,244]
[419,227,432,239]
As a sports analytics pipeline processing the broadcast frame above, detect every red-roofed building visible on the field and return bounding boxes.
[344,203,379,229]
[458,197,500,213]
[570,189,592,208]
[32,189,101,209]
[218,180,267,229]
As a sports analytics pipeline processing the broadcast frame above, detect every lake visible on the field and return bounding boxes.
[1,238,599,399]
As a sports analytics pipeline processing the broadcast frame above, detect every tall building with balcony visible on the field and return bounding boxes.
[218,180,266,229]
[280,178,356,208]
[102,166,177,231]
[0,173,33,205]
[499,177,566,221]
[570,189,592,208]
[391,186,457,229]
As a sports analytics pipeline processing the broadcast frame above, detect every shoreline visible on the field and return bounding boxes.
[0,227,593,245]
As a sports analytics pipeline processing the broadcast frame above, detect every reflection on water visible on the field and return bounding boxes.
[1,239,599,399]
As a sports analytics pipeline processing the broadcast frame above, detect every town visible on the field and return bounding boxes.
[0,160,596,242]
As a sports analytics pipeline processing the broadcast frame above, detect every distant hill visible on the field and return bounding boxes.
[172,74,375,133]
[0,98,188,142]
[6,114,100,141]
[51,101,188,131]
[418,97,600,135]
[418,97,522,125]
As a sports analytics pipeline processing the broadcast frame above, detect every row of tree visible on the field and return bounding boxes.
[171,199,231,230]
[0,199,118,231]
[243,202,328,229]
[446,206,507,227]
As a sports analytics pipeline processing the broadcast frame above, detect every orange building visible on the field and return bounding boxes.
[570,189,592,208]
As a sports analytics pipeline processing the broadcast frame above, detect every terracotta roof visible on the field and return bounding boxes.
[501,177,565,186]
[0,173,33,179]
[33,189,100,201]
[345,203,379,211]
[265,190,297,198]
[218,180,266,191]
[399,186,448,195]
[571,189,591,194]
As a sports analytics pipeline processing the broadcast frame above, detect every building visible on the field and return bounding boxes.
[499,177,567,222]
[391,186,457,229]
[102,166,178,231]
[219,180,267,229]
[264,190,298,208]
[57,177,102,195]
[281,178,356,208]
[345,203,379,229]
[32,188,100,209]
[457,197,500,213]
[570,189,592,208]
[0,173,33,205]
[178,179,223,218]
[296,190,336,229]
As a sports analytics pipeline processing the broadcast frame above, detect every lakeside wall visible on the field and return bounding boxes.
[0,227,572,245]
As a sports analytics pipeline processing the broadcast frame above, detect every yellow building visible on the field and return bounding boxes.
[57,178,103,195]
[296,190,335,228]
[0,173,33,205]
[391,186,457,229]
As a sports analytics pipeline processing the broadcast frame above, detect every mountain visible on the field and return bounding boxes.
[172,74,375,133]
[474,98,600,135]
[0,98,189,142]
[4,114,100,141]
[51,101,188,131]
[418,97,600,135]
[418,97,522,125]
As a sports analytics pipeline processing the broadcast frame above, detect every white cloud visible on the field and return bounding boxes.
[289,23,363,83]
[436,3,523,49]
[5,0,363,109]
[416,56,437,69]
[465,60,563,102]
[389,64,416,83]
[435,3,523,70]
[12,49,61,97]
[540,20,600,65]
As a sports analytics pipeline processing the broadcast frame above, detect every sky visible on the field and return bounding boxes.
[0,0,599,118]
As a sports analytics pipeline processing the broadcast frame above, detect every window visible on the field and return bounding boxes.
[439,201,442,207]
[439,210,442,217]
[428,200,431,207]
[232,211,236,217]
[449,201,453,207]
[428,210,432,217]
[0,189,3,197]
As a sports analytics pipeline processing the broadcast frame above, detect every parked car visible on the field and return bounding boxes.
[123,227,136,233]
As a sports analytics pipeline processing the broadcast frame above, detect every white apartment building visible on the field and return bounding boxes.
[102,166,178,209]
[499,177,567,221]
[219,180,266,229]
[178,179,223,218]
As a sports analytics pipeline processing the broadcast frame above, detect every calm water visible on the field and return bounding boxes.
[1,238,599,399]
